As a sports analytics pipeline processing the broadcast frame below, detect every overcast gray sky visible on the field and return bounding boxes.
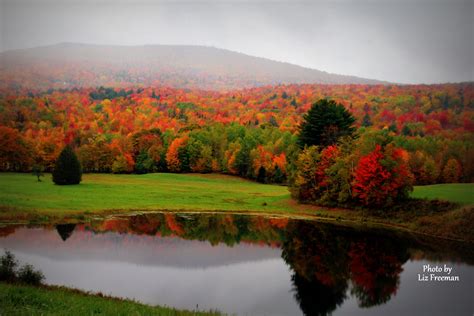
[1,0,473,84]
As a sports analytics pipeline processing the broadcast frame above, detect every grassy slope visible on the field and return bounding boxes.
[0,282,222,316]
[0,172,473,241]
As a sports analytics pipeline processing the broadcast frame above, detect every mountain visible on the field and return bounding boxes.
[0,43,386,91]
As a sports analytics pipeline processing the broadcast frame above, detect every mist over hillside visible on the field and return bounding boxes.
[0,43,386,91]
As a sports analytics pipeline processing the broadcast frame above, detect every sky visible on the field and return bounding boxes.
[1,0,473,84]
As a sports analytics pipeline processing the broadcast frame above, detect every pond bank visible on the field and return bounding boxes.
[1,205,473,243]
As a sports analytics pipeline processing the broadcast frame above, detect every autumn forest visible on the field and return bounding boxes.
[1,83,473,188]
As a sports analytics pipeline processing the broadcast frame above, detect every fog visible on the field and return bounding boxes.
[1,0,473,83]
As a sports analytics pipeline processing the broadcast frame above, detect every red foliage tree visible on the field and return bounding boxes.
[352,145,413,207]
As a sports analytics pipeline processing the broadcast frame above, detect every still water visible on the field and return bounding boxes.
[0,213,472,315]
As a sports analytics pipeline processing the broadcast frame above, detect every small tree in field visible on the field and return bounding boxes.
[52,145,82,185]
[32,164,44,182]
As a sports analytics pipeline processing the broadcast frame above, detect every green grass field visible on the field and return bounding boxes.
[0,173,472,216]
[0,172,294,215]
[0,282,222,316]
[411,183,473,205]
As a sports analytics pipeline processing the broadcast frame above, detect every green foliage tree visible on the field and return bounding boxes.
[289,146,321,201]
[297,99,355,148]
[272,165,286,183]
[52,145,82,185]
[135,151,154,174]
[235,135,256,177]
[112,155,131,174]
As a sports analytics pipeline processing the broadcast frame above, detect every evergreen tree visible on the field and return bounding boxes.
[257,166,267,183]
[272,165,286,183]
[52,145,82,185]
[401,125,411,136]
[388,123,398,133]
[178,144,191,172]
[291,98,297,107]
[297,99,355,148]
[362,113,372,127]
[269,116,278,127]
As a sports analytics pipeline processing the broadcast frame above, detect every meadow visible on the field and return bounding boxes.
[1,172,472,215]
[0,172,293,214]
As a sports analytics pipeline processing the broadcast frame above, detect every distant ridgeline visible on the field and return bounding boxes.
[0,43,383,91]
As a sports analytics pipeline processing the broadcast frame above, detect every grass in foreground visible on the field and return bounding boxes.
[0,282,222,316]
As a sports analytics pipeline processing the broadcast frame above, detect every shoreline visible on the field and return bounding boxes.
[1,205,472,244]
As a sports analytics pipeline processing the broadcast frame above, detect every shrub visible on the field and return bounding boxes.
[0,250,18,282]
[17,264,44,285]
[0,250,45,286]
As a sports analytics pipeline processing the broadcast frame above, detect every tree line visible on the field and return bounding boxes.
[0,83,472,191]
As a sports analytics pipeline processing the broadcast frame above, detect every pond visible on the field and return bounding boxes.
[0,213,472,315]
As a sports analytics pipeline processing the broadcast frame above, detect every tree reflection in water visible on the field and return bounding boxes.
[55,224,77,241]
[282,220,411,315]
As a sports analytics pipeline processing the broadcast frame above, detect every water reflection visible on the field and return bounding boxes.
[56,224,76,241]
[282,221,412,315]
[0,213,472,316]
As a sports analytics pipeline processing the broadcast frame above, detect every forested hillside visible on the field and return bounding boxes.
[1,83,472,185]
[0,43,383,91]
